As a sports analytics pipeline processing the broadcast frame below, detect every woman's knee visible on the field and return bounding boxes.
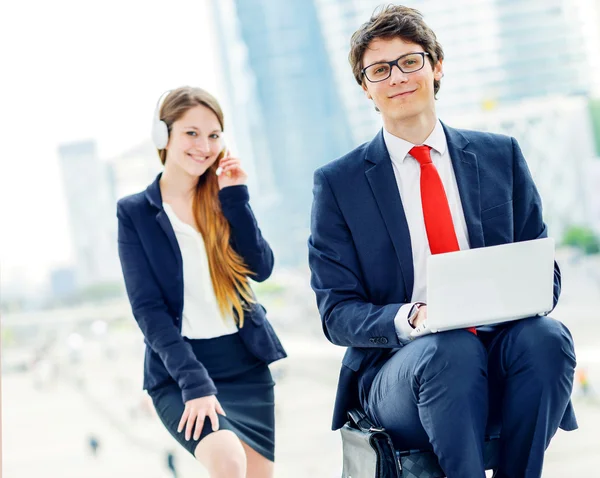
[210,454,246,478]
[195,430,246,478]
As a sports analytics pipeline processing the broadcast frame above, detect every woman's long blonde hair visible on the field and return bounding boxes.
[158,86,254,327]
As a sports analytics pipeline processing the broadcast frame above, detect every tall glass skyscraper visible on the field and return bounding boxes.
[410,0,589,114]
[493,0,588,99]
[313,0,386,144]
[212,0,354,265]
[58,140,121,288]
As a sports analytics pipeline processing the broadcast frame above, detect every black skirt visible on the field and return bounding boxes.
[149,332,276,461]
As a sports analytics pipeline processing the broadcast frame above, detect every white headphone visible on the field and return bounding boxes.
[151,90,171,150]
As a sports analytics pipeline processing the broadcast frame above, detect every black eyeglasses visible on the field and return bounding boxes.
[362,52,430,83]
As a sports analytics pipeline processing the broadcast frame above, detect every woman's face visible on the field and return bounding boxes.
[164,104,223,178]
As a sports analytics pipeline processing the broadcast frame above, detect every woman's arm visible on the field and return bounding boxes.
[218,185,274,282]
[117,201,217,402]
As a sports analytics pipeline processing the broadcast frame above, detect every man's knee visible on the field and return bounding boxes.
[510,316,576,374]
[372,331,486,399]
[415,330,487,386]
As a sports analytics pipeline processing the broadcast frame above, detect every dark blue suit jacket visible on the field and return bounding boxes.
[309,124,575,431]
[117,174,286,403]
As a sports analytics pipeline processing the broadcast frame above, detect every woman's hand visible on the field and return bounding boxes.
[177,395,226,441]
[217,151,248,189]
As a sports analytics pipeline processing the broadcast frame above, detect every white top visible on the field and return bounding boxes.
[382,120,471,342]
[163,203,238,339]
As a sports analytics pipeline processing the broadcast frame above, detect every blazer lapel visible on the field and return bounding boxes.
[364,130,414,300]
[145,173,184,271]
[443,124,485,249]
[155,211,184,271]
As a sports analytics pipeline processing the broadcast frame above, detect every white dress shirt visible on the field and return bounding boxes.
[383,120,471,342]
[163,203,238,339]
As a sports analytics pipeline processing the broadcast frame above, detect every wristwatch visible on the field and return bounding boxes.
[408,302,426,328]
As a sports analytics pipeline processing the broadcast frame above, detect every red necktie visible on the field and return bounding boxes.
[410,145,477,335]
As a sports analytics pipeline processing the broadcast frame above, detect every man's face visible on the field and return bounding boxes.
[361,37,443,125]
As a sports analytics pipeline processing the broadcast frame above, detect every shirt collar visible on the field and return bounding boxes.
[383,119,447,164]
[163,202,196,236]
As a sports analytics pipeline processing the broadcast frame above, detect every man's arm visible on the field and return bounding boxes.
[308,169,410,347]
[511,137,561,311]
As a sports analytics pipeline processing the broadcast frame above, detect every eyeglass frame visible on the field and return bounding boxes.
[361,52,431,83]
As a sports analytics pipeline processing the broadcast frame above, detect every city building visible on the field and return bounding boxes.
[49,267,77,301]
[315,0,591,121]
[107,140,161,200]
[452,95,597,239]
[57,140,121,289]
[211,0,355,264]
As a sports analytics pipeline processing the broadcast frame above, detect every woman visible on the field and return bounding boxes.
[117,86,286,478]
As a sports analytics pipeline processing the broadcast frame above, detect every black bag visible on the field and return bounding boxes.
[341,407,501,478]
[340,408,401,478]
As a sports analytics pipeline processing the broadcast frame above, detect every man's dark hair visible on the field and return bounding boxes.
[349,4,444,96]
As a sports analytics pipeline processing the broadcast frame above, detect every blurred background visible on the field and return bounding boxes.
[1,0,599,476]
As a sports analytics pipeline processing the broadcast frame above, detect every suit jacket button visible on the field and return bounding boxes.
[380,337,388,344]
[369,338,375,343]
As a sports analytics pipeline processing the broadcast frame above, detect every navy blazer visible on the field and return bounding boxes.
[308,124,575,431]
[117,174,286,403]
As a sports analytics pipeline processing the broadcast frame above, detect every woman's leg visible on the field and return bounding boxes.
[194,430,247,478]
[240,440,274,478]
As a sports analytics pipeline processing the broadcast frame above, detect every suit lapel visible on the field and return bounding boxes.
[364,130,414,300]
[443,124,485,249]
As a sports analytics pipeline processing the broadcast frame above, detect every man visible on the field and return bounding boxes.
[308,5,577,477]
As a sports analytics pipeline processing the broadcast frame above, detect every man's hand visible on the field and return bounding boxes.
[410,305,432,338]
[411,305,427,328]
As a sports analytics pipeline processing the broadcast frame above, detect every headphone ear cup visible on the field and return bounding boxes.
[151,90,172,149]
[151,118,169,150]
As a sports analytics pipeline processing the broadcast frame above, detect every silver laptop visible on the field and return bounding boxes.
[420,238,555,334]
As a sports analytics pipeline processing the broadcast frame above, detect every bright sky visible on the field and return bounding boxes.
[0,0,224,288]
